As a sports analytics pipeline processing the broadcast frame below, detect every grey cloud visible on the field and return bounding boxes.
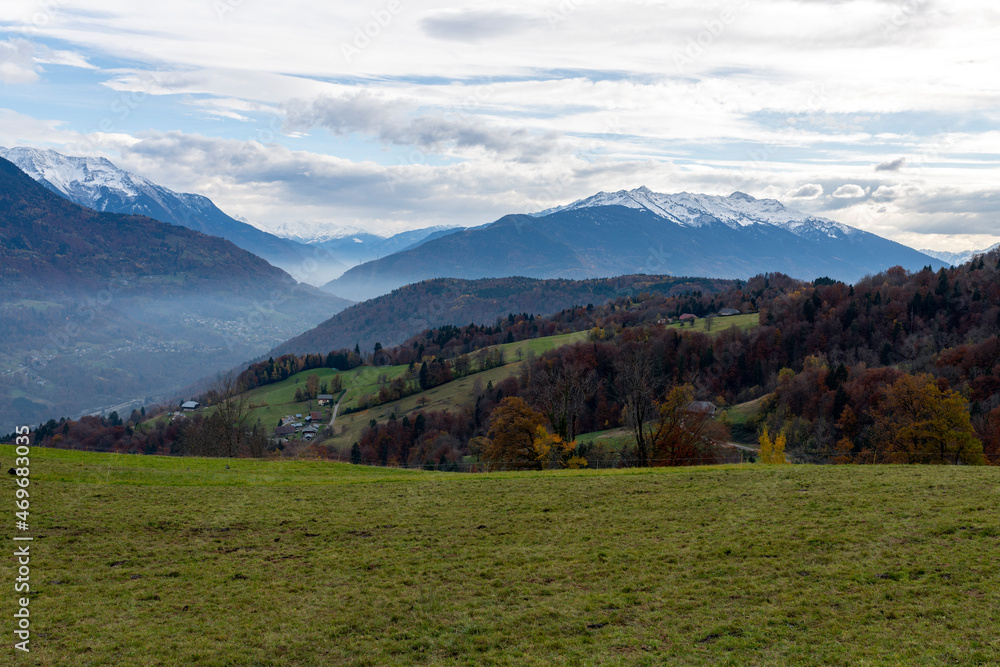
[421,10,537,42]
[875,157,906,171]
[283,93,563,161]
[110,131,578,228]
[788,183,823,199]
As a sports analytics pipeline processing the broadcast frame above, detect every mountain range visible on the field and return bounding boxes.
[0,155,350,429]
[323,187,946,301]
[919,242,1000,266]
[0,146,349,285]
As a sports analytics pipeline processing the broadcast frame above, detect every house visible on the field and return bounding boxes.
[302,425,318,435]
[718,308,741,316]
[274,425,295,437]
[181,401,200,412]
[686,401,717,417]
[317,394,334,406]
[310,412,321,421]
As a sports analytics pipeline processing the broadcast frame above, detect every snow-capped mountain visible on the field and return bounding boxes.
[534,186,855,238]
[325,187,945,301]
[919,242,1000,266]
[0,146,346,285]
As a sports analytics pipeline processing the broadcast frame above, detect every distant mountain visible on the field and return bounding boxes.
[270,274,739,357]
[0,156,351,429]
[0,146,347,286]
[280,225,463,267]
[323,187,945,301]
[919,242,1000,266]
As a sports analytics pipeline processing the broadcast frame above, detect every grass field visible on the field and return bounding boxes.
[5,443,999,665]
[667,312,760,334]
[187,330,596,447]
[329,363,527,449]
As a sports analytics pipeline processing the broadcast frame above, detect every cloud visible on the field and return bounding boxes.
[0,39,40,84]
[832,183,867,198]
[787,183,824,199]
[875,157,906,171]
[283,92,563,161]
[421,10,538,42]
[871,184,902,202]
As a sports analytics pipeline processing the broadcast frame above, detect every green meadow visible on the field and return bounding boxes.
[5,444,999,665]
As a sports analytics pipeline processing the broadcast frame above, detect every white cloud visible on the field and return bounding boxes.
[832,184,867,198]
[0,39,39,83]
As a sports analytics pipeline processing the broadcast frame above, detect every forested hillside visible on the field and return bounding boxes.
[270,274,740,357]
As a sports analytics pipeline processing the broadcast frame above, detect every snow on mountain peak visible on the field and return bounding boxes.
[531,186,856,238]
[0,145,158,205]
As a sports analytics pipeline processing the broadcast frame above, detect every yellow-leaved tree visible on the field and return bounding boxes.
[532,426,587,469]
[758,426,786,464]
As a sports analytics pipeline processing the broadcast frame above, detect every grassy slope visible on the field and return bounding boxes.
[667,312,759,334]
[6,444,999,666]
[177,330,593,444]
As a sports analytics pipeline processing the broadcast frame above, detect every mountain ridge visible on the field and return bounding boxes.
[324,188,945,301]
[0,146,348,285]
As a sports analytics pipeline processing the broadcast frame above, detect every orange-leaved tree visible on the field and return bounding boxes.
[483,397,547,470]
[866,373,983,464]
[532,426,587,469]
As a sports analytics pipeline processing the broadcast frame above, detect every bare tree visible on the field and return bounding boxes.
[529,358,599,441]
[614,346,655,466]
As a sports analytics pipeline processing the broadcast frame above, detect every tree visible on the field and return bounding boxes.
[350,442,362,465]
[614,346,655,466]
[647,384,726,466]
[305,374,320,400]
[532,426,587,469]
[482,397,547,470]
[197,371,264,458]
[758,426,786,464]
[867,374,984,464]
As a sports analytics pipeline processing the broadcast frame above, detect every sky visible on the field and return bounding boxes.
[0,0,998,251]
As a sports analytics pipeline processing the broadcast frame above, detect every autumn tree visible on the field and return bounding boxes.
[532,426,587,469]
[647,384,726,466]
[867,374,984,464]
[758,426,787,464]
[482,397,547,470]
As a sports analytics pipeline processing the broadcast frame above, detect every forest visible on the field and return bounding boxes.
[13,250,1000,467]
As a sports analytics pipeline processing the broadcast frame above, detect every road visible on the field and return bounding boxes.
[328,391,346,429]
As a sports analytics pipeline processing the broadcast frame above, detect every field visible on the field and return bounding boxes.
[6,444,1000,665]
[175,330,596,448]
[667,312,759,334]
